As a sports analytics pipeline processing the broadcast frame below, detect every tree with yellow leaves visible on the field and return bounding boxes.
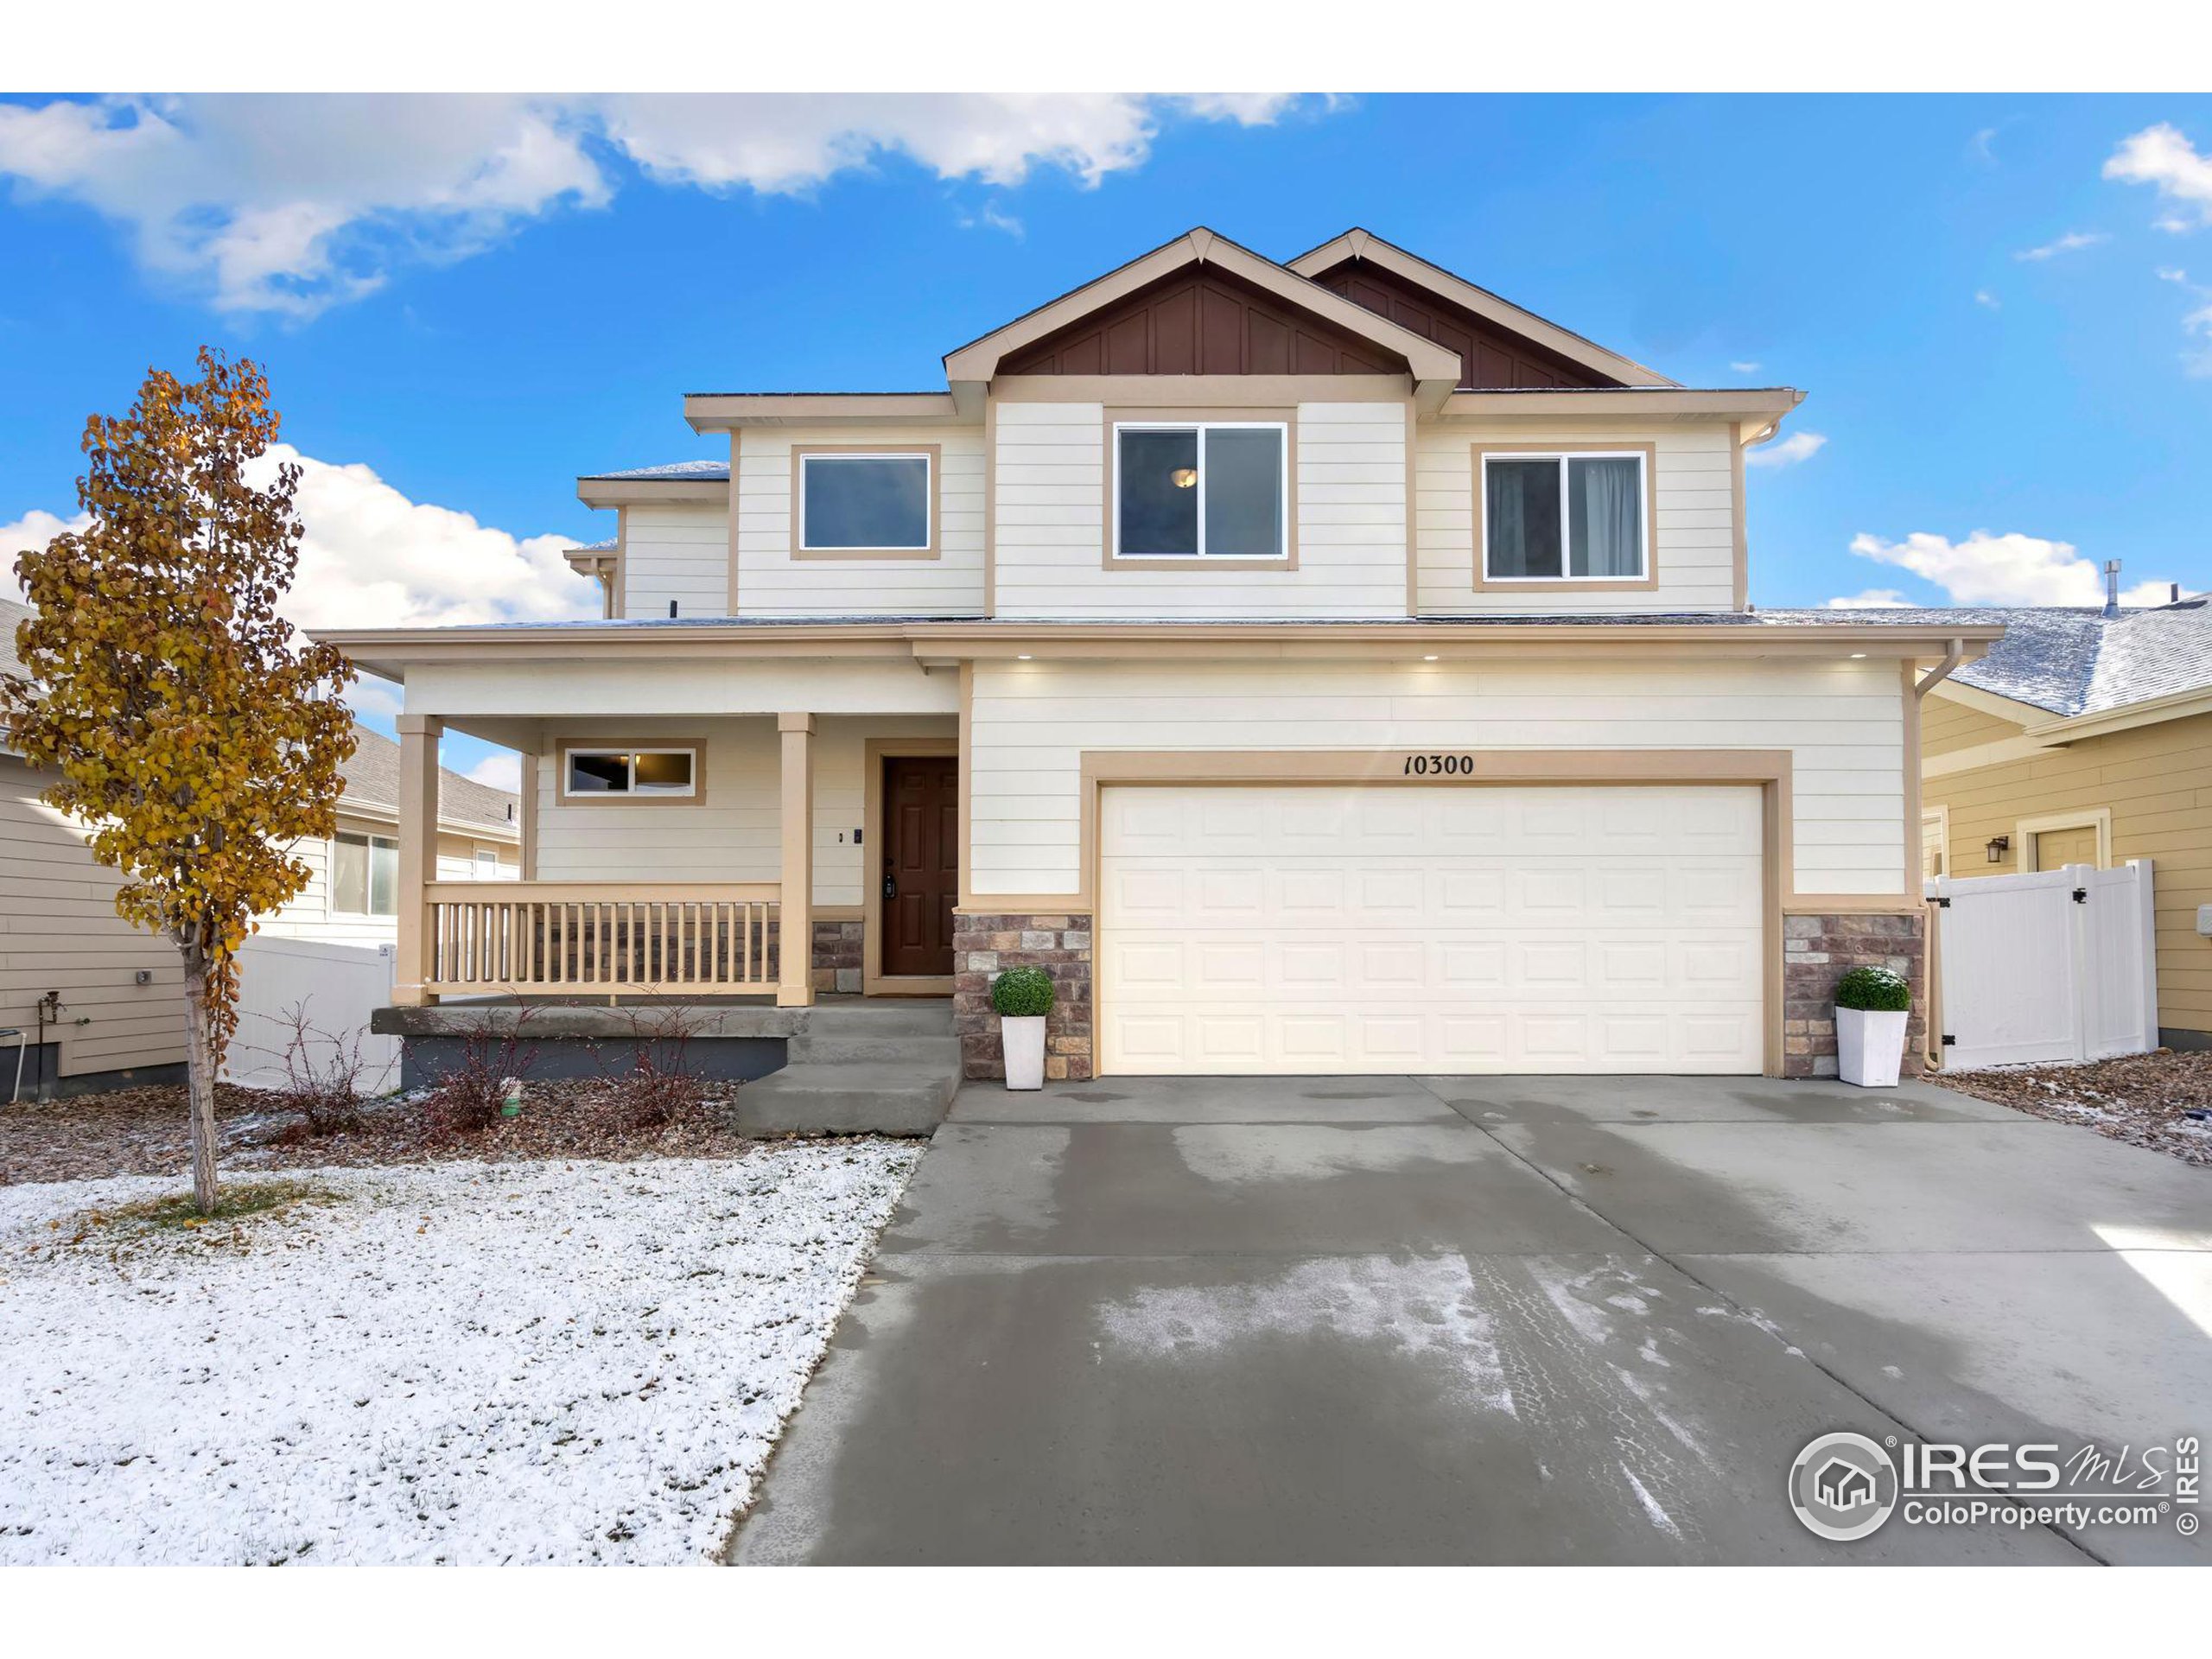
[3,349,357,1213]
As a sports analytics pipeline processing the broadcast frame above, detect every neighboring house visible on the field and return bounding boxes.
[1910,595,2212,1049]
[0,595,518,1094]
[316,226,1999,1081]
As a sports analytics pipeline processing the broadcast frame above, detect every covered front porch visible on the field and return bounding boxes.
[370,642,965,1014]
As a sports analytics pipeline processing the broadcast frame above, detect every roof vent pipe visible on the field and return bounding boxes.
[2104,560,2122,619]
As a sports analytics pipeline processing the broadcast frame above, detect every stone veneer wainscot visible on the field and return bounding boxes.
[1782,911,1927,1079]
[953,912,1094,1081]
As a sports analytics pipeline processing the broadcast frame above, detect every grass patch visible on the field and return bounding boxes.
[72,1178,345,1236]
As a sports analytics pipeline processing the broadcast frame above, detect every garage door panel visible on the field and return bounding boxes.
[1100,784,1764,1076]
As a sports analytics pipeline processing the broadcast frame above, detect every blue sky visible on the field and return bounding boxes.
[3,92,2210,783]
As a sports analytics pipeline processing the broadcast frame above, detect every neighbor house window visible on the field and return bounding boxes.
[1482,450,1648,581]
[798,452,932,552]
[1114,423,1287,559]
[474,849,500,877]
[563,748,697,798]
[333,831,397,917]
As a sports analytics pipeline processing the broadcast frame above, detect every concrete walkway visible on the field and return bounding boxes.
[728,1073,2212,1565]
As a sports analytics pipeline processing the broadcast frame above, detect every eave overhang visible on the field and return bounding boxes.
[683,391,963,433]
[312,618,2001,683]
[575,477,728,508]
[1441,387,1805,437]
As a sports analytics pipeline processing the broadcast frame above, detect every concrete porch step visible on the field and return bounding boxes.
[733,1059,958,1137]
[802,1000,953,1037]
[788,1032,963,1065]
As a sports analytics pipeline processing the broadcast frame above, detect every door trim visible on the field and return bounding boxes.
[2017,806,2112,872]
[865,738,960,995]
[1081,748,1796,1077]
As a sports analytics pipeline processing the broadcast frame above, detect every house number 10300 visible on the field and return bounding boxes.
[1403,753,1475,777]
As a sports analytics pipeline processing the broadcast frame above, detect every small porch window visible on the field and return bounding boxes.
[333,831,397,917]
[562,747,698,799]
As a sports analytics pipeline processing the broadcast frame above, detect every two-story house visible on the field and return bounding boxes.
[320,227,1999,1082]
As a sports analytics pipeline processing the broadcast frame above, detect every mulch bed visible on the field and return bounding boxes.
[0,1077,753,1187]
[1933,1049,2212,1167]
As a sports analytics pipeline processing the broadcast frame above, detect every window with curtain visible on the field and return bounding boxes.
[1114,423,1287,559]
[332,831,397,917]
[1483,451,1646,581]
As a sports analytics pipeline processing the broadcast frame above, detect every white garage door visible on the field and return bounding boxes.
[1097,784,1765,1076]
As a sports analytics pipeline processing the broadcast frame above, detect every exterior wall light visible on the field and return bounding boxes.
[1986,835,2010,863]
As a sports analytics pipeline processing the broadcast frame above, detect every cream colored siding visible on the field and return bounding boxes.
[1922,709,2212,1035]
[968,658,1904,899]
[732,426,985,617]
[992,401,1408,620]
[620,503,729,620]
[533,715,953,907]
[259,815,518,944]
[0,754,183,1078]
[1415,422,1736,613]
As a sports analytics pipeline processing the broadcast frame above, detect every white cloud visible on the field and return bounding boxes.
[5,446,600,631]
[1823,589,1912,608]
[2105,123,2212,231]
[464,753,521,792]
[1970,126,1999,165]
[1974,288,2001,309]
[2014,229,2108,261]
[957,200,1025,239]
[0,94,1318,316]
[1728,359,1762,373]
[1745,430,1827,469]
[1847,530,2176,607]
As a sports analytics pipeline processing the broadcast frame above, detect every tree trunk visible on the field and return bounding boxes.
[181,948,219,1215]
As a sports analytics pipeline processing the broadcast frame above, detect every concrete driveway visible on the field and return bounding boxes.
[728,1073,2212,1565]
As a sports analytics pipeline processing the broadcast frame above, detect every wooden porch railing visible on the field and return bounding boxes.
[423,881,783,996]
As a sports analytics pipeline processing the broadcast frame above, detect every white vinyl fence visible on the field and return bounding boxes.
[1924,860,2158,1071]
[225,934,399,1092]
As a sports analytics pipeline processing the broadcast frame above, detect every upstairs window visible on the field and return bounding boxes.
[1482,450,1648,582]
[1114,423,1287,560]
[333,831,397,917]
[798,451,932,553]
[563,747,698,799]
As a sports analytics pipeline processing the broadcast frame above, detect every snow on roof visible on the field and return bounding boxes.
[581,460,730,482]
[1765,601,2212,718]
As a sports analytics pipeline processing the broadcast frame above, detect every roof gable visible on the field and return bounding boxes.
[1000,264,1401,377]
[944,227,1464,402]
[1287,228,1675,389]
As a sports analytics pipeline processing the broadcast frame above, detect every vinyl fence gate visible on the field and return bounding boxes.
[1923,860,2158,1071]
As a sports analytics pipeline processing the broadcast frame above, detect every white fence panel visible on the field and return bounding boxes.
[1925,860,2157,1070]
[226,935,398,1092]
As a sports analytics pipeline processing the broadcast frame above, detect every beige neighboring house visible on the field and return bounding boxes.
[0,595,518,1096]
[1912,595,2212,1049]
[314,224,2000,1082]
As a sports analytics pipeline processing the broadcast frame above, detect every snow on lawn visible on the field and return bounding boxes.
[0,1142,921,1564]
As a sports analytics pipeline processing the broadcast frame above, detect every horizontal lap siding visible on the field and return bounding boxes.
[1923,695,2024,756]
[1416,422,1736,613]
[1921,711,2212,1033]
[532,715,953,907]
[993,401,1407,620]
[0,755,183,1076]
[257,821,515,945]
[736,427,985,618]
[968,658,1904,898]
[623,505,729,620]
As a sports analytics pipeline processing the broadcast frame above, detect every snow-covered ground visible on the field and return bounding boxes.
[0,1143,921,1564]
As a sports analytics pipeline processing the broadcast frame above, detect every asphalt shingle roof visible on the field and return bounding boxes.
[1767,601,2212,718]
[581,460,729,482]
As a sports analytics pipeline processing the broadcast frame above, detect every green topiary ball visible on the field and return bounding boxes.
[991,965,1056,1018]
[1834,965,1910,1012]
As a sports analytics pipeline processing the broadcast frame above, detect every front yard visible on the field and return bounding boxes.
[0,1139,920,1564]
[1934,1048,2212,1166]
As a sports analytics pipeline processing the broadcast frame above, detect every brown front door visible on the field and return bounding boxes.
[881,755,958,978]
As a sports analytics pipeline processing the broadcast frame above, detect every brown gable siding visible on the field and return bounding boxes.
[1000,268,1404,377]
[1307,257,1620,390]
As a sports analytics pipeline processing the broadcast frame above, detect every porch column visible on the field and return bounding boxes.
[517,753,539,880]
[392,713,444,1007]
[778,712,816,1007]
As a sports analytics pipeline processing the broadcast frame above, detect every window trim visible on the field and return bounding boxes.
[1472,442,1659,592]
[331,830,399,919]
[556,741,707,806]
[791,444,942,560]
[1106,411,1297,569]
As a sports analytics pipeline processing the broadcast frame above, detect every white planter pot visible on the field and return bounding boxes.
[1001,1015,1047,1091]
[1835,1006,1910,1088]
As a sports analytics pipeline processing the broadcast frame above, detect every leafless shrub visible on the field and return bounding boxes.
[604,1004,710,1133]
[422,1012,539,1144]
[246,1001,393,1140]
